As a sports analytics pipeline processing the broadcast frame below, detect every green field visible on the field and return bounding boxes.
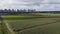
[4,18,60,34]
[2,13,60,20]
[1,13,60,34]
[0,24,2,34]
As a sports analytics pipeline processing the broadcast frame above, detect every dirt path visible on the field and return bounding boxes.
[4,21,15,34]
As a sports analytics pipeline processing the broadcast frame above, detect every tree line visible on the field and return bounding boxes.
[0,9,60,15]
[0,9,37,15]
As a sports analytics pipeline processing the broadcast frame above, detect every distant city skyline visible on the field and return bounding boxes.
[0,0,60,11]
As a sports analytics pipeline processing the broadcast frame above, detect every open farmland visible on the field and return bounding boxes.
[3,18,60,34]
[0,24,2,34]
[2,13,60,20]
[1,13,60,34]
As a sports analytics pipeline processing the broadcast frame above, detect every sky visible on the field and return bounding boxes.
[0,0,60,11]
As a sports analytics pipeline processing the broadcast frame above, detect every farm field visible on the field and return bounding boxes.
[4,18,60,34]
[0,24,2,34]
[1,13,60,34]
[2,13,60,20]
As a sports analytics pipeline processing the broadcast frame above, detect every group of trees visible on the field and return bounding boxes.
[0,9,37,13]
[0,9,60,15]
[0,9,37,15]
[40,11,60,13]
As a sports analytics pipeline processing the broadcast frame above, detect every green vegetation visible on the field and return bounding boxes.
[0,24,2,34]
[1,13,60,34]
[2,13,60,20]
[0,21,8,34]
[4,18,60,34]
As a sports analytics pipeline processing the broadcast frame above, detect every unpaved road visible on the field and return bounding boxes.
[5,21,15,34]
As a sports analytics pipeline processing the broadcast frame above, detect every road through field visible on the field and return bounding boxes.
[4,21,15,34]
[4,18,60,34]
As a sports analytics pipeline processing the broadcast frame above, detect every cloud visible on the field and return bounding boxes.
[0,0,60,11]
[0,0,41,9]
[40,0,60,11]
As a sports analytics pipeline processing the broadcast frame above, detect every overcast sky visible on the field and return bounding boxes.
[0,0,60,11]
